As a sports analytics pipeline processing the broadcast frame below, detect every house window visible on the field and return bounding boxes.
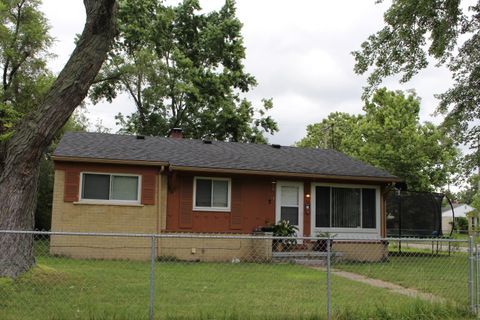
[81,173,140,202]
[315,186,377,229]
[193,177,231,211]
[280,186,300,225]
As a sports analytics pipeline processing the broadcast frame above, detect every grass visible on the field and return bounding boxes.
[0,242,475,319]
[449,233,480,246]
[335,248,469,305]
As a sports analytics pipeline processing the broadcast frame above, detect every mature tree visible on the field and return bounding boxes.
[0,0,54,139]
[90,0,277,143]
[0,0,117,277]
[297,89,459,191]
[353,0,480,173]
[296,112,361,154]
[359,89,458,190]
[455,174,480,204]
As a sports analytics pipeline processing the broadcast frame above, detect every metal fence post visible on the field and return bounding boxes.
[149,236,157,320]
[326,235,331,320]
[476,244,479,316]
[469,236,475,313]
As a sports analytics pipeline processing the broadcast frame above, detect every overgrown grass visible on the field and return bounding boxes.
[0,248,474,319]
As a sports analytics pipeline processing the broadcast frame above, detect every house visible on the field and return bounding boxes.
[442,203,478,234]
[50,130,400,262]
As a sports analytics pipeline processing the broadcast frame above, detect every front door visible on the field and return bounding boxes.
[276,181,304,237]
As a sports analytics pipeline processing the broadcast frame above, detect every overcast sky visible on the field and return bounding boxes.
[40,0,453,145]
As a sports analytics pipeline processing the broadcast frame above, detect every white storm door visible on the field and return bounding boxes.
[276,182,304,237]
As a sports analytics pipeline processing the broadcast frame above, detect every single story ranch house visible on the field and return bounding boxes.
[50,130,400,262]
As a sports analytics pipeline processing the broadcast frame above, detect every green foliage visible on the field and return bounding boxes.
[272,219,298,250]
[296,112,361,153]
[353,0,480,173]
[452,217,469,233]
[0,0,54,139]
[90,0,277,143]
[470,192,480,215]
[298,89,459,191]
[272,219,298,237]
[455,174,480,204]
[0,0,57,229]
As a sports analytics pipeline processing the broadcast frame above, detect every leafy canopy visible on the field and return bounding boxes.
[0,0,54,140]
[0,0,106,230]
[353,0,479,173]
[297,89,459,191]
[90,0,277,143]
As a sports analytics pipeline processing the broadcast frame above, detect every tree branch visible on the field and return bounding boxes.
[92,71,124,84]
[3,0,25,92]
[1,0,118,178]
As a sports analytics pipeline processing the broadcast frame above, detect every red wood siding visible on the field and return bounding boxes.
[166,172,275,233]
[179,175,193,228]
[55,162,159,205]
[141,173,156,205]
[230,178,242,230]
[64,169,80,202]
[166,172,389,235]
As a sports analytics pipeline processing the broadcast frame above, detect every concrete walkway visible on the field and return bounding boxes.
[401,242,469,253]
[311,267,446,303]
[333,270,446,303]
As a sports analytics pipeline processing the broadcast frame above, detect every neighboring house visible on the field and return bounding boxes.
[50,130,399,262]
[442,203,478,234]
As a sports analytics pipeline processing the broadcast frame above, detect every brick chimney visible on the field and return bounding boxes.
[169,128,183,139]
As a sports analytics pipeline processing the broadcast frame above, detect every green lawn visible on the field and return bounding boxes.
[0,251,474,320]
[335,249,469,305]
[449,233,480,247]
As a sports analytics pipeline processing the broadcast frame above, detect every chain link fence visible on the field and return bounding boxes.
[0,230,478,319]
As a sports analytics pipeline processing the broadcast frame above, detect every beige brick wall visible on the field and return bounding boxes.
[50,170,161,260]
[50,170,272,261]
[332,241,388,262]
[157,236,272,262]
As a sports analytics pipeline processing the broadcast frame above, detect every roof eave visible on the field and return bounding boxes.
[169,165,402,183]
[52,155,169,167]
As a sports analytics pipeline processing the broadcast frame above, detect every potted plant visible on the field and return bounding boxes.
[272,220,298,252]
[313,231,336,252]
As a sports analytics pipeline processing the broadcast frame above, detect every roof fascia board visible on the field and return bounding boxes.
[52,156,168,167]
[169,165,402,183]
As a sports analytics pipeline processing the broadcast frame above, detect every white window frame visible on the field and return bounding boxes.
[193,177,231,212]
[79,172,142,205]
[310,182,381,237]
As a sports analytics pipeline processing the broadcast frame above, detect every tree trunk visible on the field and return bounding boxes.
[0,0,117,278]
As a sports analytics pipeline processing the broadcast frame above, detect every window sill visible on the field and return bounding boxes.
[73,201,144,207]
[193,207,231,213]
